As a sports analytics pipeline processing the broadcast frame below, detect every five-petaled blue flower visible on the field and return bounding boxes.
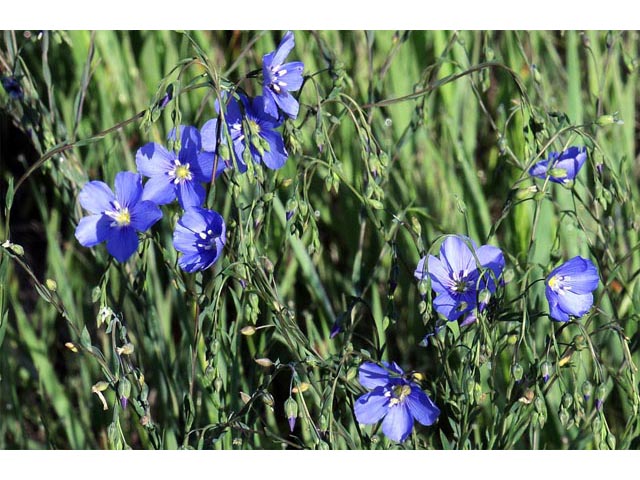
[414,235,505,323]
[262,30,304,119]
[75,171,162,262]
[1,76,23,100]
[136,125,215,209]
[173,207,226,273]
[354,362,440,443]
[529,146,587,184]
[226,94,289,171]
[545,256,599,322]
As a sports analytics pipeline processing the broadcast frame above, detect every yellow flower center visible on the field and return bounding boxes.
[114,208,131,226]
[389,384,412,407]
[548,275,559,289]
[175,164,192,180]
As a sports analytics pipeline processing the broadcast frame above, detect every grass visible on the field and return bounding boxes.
[1,30,639,449]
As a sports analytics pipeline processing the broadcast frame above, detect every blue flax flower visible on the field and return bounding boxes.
[199,117,236,178]
[262,31,304,119]
[545,256,599,322]
[529,146,587,184]
[354,362,440,443]
[414,235,505,322]
[136,126,214,209]
[75,171,162,262]
[173,207,226,273]
[226,94,289,171]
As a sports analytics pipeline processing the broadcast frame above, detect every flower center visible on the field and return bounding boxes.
[388,384,412,407]
[269,66,288,93]
[105,201,131,227]
[248,119,261,136]
[548,274,572,295]
[195,229,217,251]
[450,270,471,294]
[170,160,193,184]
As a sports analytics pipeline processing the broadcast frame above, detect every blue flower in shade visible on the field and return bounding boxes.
[136,125,214,209]
[262,31,304,119]
[354,362,440,443]
[545,256,599,322]
[199,117,238,178]
[74,171,162,262]
[529,146,587,184]
[172,207,226,273]
[1,76,23,100]
[226,94,289,171]
[414,236,505,323]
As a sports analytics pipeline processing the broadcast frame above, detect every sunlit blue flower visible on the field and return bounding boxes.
[262,31,304,119]
[1,76,23,100]
[414,236,504,322]
[173,207,226,273]
[354,362,440,443]
[75,171,162,262]
[545,256,599,322]
[225,94,289,171]
[529,146,587,184]
[136,126,214,209]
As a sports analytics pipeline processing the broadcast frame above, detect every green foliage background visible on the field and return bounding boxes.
[1,30,639,449]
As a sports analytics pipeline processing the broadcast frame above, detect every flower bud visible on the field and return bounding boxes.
[540,360,552,383]
[596,383,607,410]
[214,377,223,393]
[239,391,251,405]
[561,392,573,409]
[240,326,256,336]
[254,357,273,368]
[261,392,275,407]
[511,363,524,382]
[284,397,298,432]
[581,380,593,401]
[45,279,57,292]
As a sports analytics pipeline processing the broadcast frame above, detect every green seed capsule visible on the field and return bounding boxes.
[511,363,524,382]
[562,393,573,409]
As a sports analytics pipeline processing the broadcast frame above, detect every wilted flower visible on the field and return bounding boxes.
[529,146,587,184]
[545,256,599,322]
[75,171,162,262]
[414,235,505,323]
[1,76,23,100]
[136,126,215,209]
[354,362,440,443]
[172,207,226,273]
[262,31,304,119]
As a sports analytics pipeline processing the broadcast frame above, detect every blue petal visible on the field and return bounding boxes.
[551,256,599,294]
[555,146,587,181]
[273,90,299,119]
[434,291,474,321]
[441,236,475,277]
[193,151,227,182]
[427,254,451,295]
[129,200,162,232]
[78,180,115,214]
[271,31,295,66]
[278,61,304,90]
[178,251,213,273]
[405,387,440,426]
[358,362,391,389]
[414,256,428,281]
[261,89,280,119]
[556,291,594,318]
[546,288,569,322]
[135,142,174,177]
[75,214,111,247]
[528,159,550,179]
[177,181,205,209]
[200,118,220,153]
[106,226,139,262]
[354,388,389,425]
[476,244,505,292]
[258,130,288,170]
[381,403,413,443]
[114,172,143,209]
[141,174,176,205]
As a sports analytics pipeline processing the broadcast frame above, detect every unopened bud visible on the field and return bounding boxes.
[254,357,273,368]
[562,392,573,409]
[241,326,256,336]
[410,216,422,236]
[596,383,607,410]
[581,380,593,401]
[214,377,223,393]
[540,360,552,383]
[284,397,298,432]
[511,363,524,382]
[262,392,275,407]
